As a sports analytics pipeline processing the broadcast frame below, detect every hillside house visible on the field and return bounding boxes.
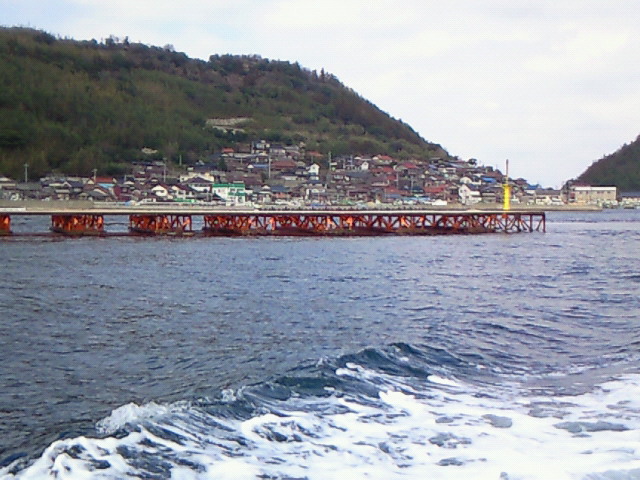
[183,176,214,194]
[458,184,481,205]
[308,163,320,177]
[423,184,448,200]
[270,158,298,174]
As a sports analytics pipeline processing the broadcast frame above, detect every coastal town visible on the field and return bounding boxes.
[0,141,632,209]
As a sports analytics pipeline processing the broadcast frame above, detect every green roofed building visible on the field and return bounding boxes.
[212,183,247,206]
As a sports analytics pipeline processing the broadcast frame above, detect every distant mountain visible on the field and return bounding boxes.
[0,27,450,179]
[577,135,640,191]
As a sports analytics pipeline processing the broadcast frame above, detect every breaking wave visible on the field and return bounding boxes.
[4,343,640,480]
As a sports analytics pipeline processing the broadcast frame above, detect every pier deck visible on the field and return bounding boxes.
[0,207,545,236]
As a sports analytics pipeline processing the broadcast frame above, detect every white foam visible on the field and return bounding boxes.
[5,372,640,479]
[219,388,237,403]
[95,401,188,435]
[428,374,461,387]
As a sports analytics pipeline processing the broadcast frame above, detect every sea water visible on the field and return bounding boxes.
[0,210,639,479]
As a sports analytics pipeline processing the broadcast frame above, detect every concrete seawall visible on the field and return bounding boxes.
[0,200,94,211]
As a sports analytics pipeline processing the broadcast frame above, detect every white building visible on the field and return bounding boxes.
[572,186,617,205]
[308,163,320,176]
[212,183,247,206]
[458,184,481,205]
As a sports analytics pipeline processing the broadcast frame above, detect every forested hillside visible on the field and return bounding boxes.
[577,135,640,191]
[0,27,448,179]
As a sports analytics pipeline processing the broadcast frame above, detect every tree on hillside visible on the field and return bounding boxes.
[0,26,448,177]
[577,135,640,190]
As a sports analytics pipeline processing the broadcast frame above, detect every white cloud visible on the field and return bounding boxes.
[525,27,631,75]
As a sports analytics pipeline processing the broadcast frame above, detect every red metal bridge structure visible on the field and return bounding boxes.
[201,211,545,236]
[0,208,545,236]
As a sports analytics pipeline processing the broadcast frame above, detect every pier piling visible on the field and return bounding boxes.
[0,214,10,235]
[51,214,104,235]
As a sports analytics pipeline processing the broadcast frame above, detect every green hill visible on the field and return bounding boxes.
[577,135,640,191]
[0,27,449,179]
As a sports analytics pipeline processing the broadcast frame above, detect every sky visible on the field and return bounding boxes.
[3,0,640,187]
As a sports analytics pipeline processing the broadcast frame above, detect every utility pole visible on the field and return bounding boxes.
[92,168,97,183]
[24,163,28,183]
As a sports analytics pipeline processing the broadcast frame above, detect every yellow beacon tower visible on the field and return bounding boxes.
[503,159,511,211]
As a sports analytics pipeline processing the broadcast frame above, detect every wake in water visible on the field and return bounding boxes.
[3,343,640,480]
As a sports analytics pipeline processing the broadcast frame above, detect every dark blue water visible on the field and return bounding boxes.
[1,210,639,479]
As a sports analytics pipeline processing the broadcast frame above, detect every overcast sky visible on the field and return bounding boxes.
[3,0,640,187]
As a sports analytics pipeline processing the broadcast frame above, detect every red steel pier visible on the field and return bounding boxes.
[0,207,545,236]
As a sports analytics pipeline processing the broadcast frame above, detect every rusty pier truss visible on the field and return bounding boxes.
[0,208,545,237]
[202,211,545,236]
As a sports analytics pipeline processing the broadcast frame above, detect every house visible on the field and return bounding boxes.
[459,175,480,186]
[227,172,262,190]
[534,188,563,205]
[284,145,301,158]
[252,140,270,153]
[0,175,16,187]
[620,191,640,208]
[113,182,138,203]
[308,163,321,177]
[150,184,171,200]
[269,184,291,201]
[371,174,390,188]
[480,185,503,204]
[46,180,75,200]
[343,185,370,202]
[396,162,420,173]
[0,176,17,199]
[269,144,287,157]
[184,176,214,194]
[373,154,394,165]
[423,184,448,200]
[481,176,499,184]
[169,184,197,202]
[382,186,404,202]
[270,159,298,174]
[305,150,324,162]
[14,182,44,200]
[90,176,116,189]
[256,185,273,203]
[85,185,115,201]
[458,184,481,205]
